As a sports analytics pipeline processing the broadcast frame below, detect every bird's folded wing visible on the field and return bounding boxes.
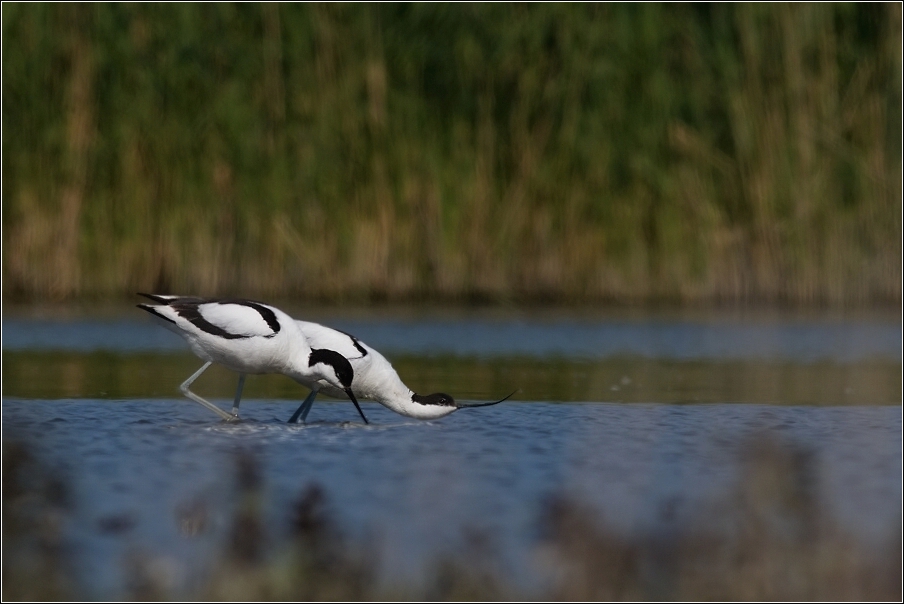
[195,302,280,338]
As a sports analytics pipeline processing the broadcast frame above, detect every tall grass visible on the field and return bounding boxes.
[2,3,900,305]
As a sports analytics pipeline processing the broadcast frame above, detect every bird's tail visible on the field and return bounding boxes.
[136,302,178,325]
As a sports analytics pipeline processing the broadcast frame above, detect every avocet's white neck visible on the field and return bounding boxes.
[353,351,458,420]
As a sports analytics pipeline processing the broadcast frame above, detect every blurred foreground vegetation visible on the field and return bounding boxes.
[2,3,901,305]
[3,438,900,600]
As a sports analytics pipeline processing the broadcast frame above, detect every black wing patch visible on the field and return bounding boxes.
[308,349,354,388]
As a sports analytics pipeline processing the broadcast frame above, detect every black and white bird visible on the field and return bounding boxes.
[137,294,512,424]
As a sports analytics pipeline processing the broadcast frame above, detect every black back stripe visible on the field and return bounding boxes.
[141,295,281,336]
[308,349,354,388]
[173,304,248,339]
[153,299,281,340]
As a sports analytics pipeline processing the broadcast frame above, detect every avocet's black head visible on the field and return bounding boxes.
[411,392,456,407]
[308,349,354,388]
[307,348,368,423]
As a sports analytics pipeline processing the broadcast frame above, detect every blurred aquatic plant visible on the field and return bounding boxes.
[1,442,74,601]
[200,450,377,601]
[1,436,900,600]
[536,433,902,601]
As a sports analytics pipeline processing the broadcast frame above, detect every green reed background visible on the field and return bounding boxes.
[3,3,901,304]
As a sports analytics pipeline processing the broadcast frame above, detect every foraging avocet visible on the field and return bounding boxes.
[137,294,512,423]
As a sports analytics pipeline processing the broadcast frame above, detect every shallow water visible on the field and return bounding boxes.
[3,308,901,361]
[3,310,901,404]
[2,309,902,597]
[3,398,901,597]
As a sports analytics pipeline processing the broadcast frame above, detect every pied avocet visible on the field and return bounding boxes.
[137,294,512,423]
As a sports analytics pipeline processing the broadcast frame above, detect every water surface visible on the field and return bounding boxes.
[2,308,901,598]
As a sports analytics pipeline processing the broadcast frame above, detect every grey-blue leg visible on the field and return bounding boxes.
[179,362,239,422]
[231,374,246,416]
[288,386,320,424]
